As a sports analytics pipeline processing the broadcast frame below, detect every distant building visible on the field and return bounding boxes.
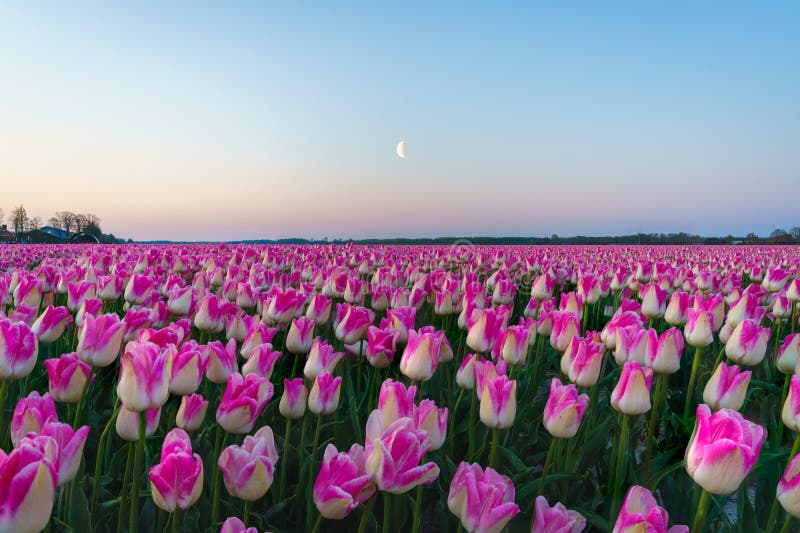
[0,225,14,243]
[26,226,70,244]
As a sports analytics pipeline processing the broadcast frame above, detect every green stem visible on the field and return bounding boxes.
[307,414,324,520]
[210,429,230,528]
[117,443,134,533]
[683,345,704,427]
[533,437,559,531]
[691,489,712,533]
[0,380,8,449]
[781,516,795,533]
[644,374,666,475]
[449,388,464,456]
[311,513,323,533]
[467,394,477,461]
[129,411,146,533]
[488,428,500,470]
[72,366,96,429]
[611,414,630,521]
[357,495,377,533]
[172,508,180,533]
[382,492,392,533]
[91,398,121,521]
[277,417,292,502]
[410,483,423,533]
[242,500,249,528]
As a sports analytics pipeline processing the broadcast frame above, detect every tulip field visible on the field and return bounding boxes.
[4,243,800,533]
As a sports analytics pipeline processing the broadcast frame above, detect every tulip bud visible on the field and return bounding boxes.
[117,342,173,412]
[456,354,478,390]
[0,441,57,533]
[783,375,800,432]
[0,319,38,380]
[702,362,751,411]
[313,444,376,519]
[309,371,342,415]
[76,313,127,367]
[149,428,204,512]
[116,405,161,441]
[279,378,308,419]
[175,393,209,432]
[286,316,315,354]
[399,328,442,382]
[778,334,800,375]
[611,361,653,415]
[447,462,519,533]
[218,426,279,501]
[10,391,58,447]
[305,339,344,381]
[414,399,448,451]
[685,404,764,494]
[479,374,517,429]
[31,305,72,344]
[685,309,714,348]
[777,454,800,519]
[612,485,687,533]
[543,378,589,439]
[725,319,770,366]
[241,343,282,380]
[43,352,93,404]
[216,373,273,434]
[533,496,587,533]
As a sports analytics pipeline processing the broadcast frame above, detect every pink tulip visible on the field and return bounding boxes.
[614,327,648,366]
[44,352,93,404]
[306,294,333,325]
[0,440,57,533]
[334,303,374,344]
[550,311,581,353]
[457,354,478,390]
[170,341,208,396]
[385,307,416,344]
[532,496,587,533]
[644,327,684,374]
[149,428,204,511]
[400,328,442,382]
[377,379,417,428]
[763,267,791,292]
[559,292,583,316]
[240,323,277,359]
[117,405,161,441]
[414,399,448,451]
[242,343,283,380]
[612,485,688,533]
[664,291,689,326]
[640,284,667,319]
[777,453,800,518]
[313,443,376,519]
[474,357,508,401]
[194,294,227,333]
[308,371,342,415]
[578,275,602,305]
[76,313,127,367]
[725,319,770,366]
[218,426,279,501]
[265,288,305,325]
[783,375,800,432]
[304,338,344,381]
[497,325,531,366]
[10,391,58,447]
[531,273,556,301]
[167,285,194,316]
[220,517,259,533]
[778,333,800,374]
[703,362,751,411]
[466,307,507,354]
[204,339,239,384]
[39,421,90,486]
[447,462,520,533]
[686,404,765,494]
[31,305,72,344]
[117,341,173,411]
[601,311,644,350]
[543,378,589,439]
[684,309,714,348]
[285,316,315,354]
[279,378,307,419]
[611,361,653,415]
[365,326,397,368]
[565,337,604,388]
[725,292,763,329]
[124,274,156,305]
[479,374,517,429]
[13,276,42,308]
[0,319,38,380]
[176,393,209,432]
[364,413,439,493]
[216,372,273,434]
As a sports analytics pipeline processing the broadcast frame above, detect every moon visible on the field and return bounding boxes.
[396,140,405,159]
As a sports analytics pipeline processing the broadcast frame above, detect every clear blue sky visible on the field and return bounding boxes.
[1,1,798,240]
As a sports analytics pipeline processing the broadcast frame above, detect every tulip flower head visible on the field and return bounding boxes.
[313,443,376,519]
[447,462,520,533]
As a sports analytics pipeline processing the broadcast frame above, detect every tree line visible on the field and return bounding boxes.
[0,205,123,243]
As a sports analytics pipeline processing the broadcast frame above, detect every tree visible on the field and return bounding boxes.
[771,228,788,237]
[0,207,4,225]
[50,211,78,236]
[790,227,800,241]
[24,216,41,233]
[11,205,28,241]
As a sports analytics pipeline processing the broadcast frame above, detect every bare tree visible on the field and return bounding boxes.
[25,216,41,233]
[790,227,800,241]
[50,211,78,236]
[11,205,28,240]
[0,207,4,226]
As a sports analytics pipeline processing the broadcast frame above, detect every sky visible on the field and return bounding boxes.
[0,1,798,241]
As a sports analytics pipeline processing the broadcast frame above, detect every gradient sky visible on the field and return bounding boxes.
[1,2,798,241]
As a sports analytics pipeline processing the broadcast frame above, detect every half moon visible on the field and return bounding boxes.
[396,140,405,159]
